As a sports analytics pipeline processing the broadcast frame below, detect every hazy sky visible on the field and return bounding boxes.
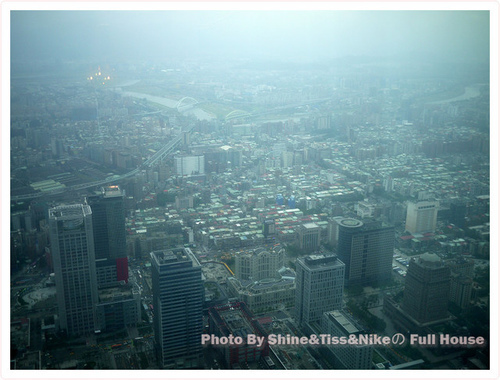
[10,10,490,64]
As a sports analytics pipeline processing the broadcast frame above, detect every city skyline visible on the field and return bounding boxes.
[4,2,496,377]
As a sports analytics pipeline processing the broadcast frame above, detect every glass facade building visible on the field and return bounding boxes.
[49,204,98,335]
[403,253,451,324]
[150,248,204,368]
[87,186,128,286]
[337,218,394,286]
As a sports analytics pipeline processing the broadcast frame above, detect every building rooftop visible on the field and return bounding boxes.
[301,254,343,269]
[232,277,295,294]
[102,185,123,198]
[302,222,319,229]
[49,204,91,219]
[339,218,363,228]
[324,310,362,335]
[98,284,136,303]
[218,308,255,339]
[209,302,266,341]
[11,318,30,350]
[150,248,201,267]
[419,252,441,263]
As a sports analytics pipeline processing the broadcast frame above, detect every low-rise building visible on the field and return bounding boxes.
[227,271,295,314]
[95,283,141,332]
[235,245,285,281]
[208,301,268,367]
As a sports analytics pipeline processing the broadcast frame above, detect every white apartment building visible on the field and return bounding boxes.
[405,200,439,234]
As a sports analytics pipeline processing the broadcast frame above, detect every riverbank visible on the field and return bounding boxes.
[427,84,486,105]
[120,90,215,121]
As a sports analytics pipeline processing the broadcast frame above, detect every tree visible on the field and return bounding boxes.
[346,284,364,296]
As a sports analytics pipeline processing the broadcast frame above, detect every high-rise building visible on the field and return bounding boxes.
[298,222,321,252]
[446,257,474,310]
[182,130,190,147]
[262,219,276,237]
[276,194,284,206]
[450,201,467,228]
[174,155,205,176]
[202,146,243,173]
[326,216,344,249]
[383,176,394,192]
[337,219,394,286]
[402,253,451,324]
[295,254,345,327]
[150,248,204,368]
[449,273,473,310]
[281,151,294,168]
[87,186,128,288]
[405,200,439,234]
[322,310,373,369]
[49,204,98,335]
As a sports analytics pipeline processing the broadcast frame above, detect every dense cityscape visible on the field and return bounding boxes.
[7,8,493,376]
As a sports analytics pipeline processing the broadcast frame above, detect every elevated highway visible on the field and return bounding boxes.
[11,125,194,202]
[224,97,331,122]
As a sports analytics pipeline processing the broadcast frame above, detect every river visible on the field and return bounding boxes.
[427,84,485,105]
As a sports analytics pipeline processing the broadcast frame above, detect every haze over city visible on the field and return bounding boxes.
[4,3,496,377]
[11,9,489,64]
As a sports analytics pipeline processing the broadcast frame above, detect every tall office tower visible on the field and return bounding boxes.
[322,310,373,369]
[49,204,98,335]
[449,201,467,228]
[326,216,345,249]
[403,253,451,324]
[337,219,394,286]
[281,150,294,168]
[174,155,205,176]
[405,200,439,234]
[182,130,190,147]
[295,254,345,328]
[298,222,321,251]
[263,218,276,237]
[446,257,474,310]
[235,245,285,281]
[449,273,473,310]
[87,186,128,288]
[150,249,204,369]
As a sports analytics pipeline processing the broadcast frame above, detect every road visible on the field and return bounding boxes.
[10,126,191,201]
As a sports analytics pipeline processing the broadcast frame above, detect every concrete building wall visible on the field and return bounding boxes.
[322,310,373,369]
[405,200,439,234]
[295,255,345,327]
